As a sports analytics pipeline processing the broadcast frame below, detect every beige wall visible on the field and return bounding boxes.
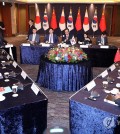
[11,4,17,35]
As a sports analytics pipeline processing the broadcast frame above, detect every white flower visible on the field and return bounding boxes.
[55,57,59,60]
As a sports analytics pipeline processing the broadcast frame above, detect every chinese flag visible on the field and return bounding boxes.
[50,8,57,30]
[99,10,106,32]
[75,7,82,31]
[114,49,120,63]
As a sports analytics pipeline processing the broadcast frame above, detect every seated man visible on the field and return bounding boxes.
[44,28,58,44]
[77,30,84,44]
[28,28,40,45]
[83,33,92,45]
[62,28,74,45]
[96,32,108,45]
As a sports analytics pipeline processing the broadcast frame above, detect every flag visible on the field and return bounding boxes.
[99,9,106,32]
[70,36,76,45]
[50,8,57,30]
[59,7,66,31]
[114,49,120,63]
[83,8,90,32]
[35,3,41,30]
[67,8,74,31]
[43,7,49,31]
[75,7,82,31]
[91,8,98,32]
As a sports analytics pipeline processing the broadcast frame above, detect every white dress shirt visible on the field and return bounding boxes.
[49,34,53,43]
[32,34,36,42]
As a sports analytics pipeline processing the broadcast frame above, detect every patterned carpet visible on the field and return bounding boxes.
[4,35,119,129]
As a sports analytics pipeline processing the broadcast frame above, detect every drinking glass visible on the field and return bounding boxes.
[12,85,18,97]
[102,81,108,89]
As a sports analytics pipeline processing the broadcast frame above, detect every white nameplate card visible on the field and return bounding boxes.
[5,44,13,48]
[101,70,108,78]
[109,64,116,71]
[7,55,11,60]
[86,80,96,91]
[0,73,3,79]
[21,70,27,79]
[80,45,88,48]
[22,43,30,46]
[31,83,39,95]
[40,43,50,47]
[100,46,109,49]
[12,61,18,68]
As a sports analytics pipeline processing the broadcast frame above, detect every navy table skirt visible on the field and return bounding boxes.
[69,63,120,134]
[20,45,51,65]
[37,56,92,91]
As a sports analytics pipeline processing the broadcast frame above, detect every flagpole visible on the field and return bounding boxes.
[93,31,94,38]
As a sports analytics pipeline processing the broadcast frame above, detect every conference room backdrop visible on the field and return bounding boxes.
[0,3,120,36]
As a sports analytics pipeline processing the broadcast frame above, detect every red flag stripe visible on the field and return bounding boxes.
[35,16,41,24]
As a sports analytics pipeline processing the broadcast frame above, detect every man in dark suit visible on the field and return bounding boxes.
[0,21,7,46]
[28,28,40,45]
[44,28,58,44]
[27,19,35,39]
[96,32,108,45]
[62,28,74,45]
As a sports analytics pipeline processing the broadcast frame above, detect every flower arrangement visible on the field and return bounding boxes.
[46,47,88,63]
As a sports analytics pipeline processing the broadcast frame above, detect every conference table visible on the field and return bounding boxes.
[0,49,48,134]
[20,45,51,65]
[80,45,117,67]
[20,44,117,67]
[0,45,17,61]
[69,62,120,134]
[37,55,92,91]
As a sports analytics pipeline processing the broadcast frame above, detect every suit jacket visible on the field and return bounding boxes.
[96,36,108,45]
[28,25,35,39]
[28,34,40,43]
[44,34,58,44]
[62,34,73,45]
[115,98,120,106]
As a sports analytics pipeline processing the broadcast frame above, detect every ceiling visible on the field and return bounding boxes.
[1,0,120,3]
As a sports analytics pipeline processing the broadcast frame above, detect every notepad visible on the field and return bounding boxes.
[0,86,12,95]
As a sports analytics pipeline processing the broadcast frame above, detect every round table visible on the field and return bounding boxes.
[37,55,92,91]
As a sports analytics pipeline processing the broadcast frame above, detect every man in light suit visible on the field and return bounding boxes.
[62,28,74,45]
[28,28,40,45]
[44,28,58,44]
[96,32,108,45]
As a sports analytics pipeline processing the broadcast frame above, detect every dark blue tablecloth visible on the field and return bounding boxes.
[0,49,48,134]
[69,63,120,134]
[20,45,117,67]
[37,56,92,91]
[20,45,51,65]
